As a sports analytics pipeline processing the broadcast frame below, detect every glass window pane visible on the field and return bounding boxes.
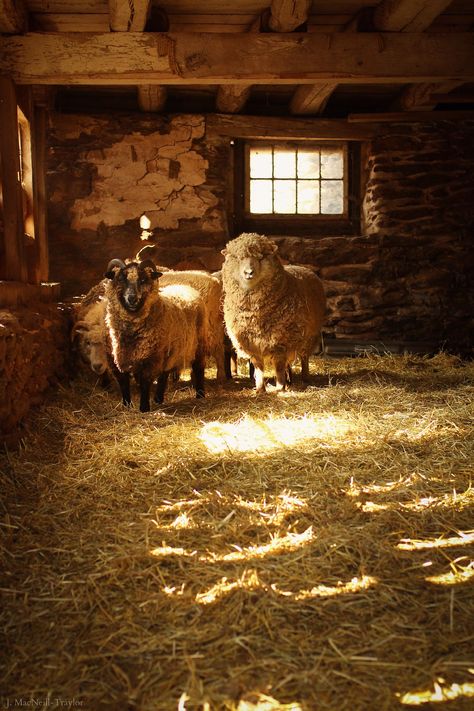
[250,149,272,178]
[274,180,296,213]
[274,150,296,178]
[321,180,344,214]
[297,180,320,214]
[250,179,273,213]
[297,150,320,179]
[321,149,344,179]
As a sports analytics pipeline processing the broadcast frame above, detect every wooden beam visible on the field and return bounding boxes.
[290,82,337,115]
[348,109,474,122]
[267,0,311,32]
[393,80,463,111]
[373,0,454,33]
[0,0,28,33]
[0,76,27,282]
[1,32,473,85]
[206,114,376,140]
[216,85,252,114]
[108,0,151,32]
[137,84,167,111]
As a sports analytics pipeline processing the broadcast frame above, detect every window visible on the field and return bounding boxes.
[233,139,360,236]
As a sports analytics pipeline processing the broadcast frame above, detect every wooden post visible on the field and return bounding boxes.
[32,102,49,283]
[0,75,27,282]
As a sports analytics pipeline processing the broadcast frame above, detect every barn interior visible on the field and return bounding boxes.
[1,1,474,709]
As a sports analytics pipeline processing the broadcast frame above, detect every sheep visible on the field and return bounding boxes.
[220,232,326,392]
[158,269,226,383]
[103,258,208,412]
[70,280,109,379]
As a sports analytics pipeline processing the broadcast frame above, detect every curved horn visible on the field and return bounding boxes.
[105,258,126,279]
[106,258,126,272]
[135,244,157,262]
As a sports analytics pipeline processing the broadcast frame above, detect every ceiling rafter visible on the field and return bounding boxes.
[290,0,458,116]
[0,0,28,33]
[216,0,311,114]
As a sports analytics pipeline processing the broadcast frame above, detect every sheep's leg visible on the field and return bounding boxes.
[116,371,131,406]
[300,355,310,383]
[138,376,152,413]
[251,357,265,392]
[155,371,170,404]
[191,356,205,398]
[274,357,288,391]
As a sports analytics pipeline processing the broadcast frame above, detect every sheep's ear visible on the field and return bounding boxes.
[221,248,227,257]
[152,270,162,280]
[269,241,278,255]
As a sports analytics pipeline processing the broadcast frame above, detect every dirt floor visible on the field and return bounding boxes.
[1,353,473,711]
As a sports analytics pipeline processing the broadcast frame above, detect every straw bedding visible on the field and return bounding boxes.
[0,353,473,711]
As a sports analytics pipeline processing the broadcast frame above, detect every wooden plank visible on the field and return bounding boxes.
[373,0,454,32]
[0,0,28,33]
[0,76,27,283]
[348,109,474,122]
[1,32,473,85]
[108,0,151,31]
[207,114,377,140]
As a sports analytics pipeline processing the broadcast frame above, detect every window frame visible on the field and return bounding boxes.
[232,138,361,237]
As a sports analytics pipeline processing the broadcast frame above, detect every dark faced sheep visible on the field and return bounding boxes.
[104,259,207,412]
[221,233,326,392]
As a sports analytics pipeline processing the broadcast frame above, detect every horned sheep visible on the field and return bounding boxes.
[103,258,216,411]
[221,232,326,392]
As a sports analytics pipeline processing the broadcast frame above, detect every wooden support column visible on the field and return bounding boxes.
[0,75,27,282]
[31,88,50,283]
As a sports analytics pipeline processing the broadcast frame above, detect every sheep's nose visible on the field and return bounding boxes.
[126,292,138,305]
[243,267,254,279]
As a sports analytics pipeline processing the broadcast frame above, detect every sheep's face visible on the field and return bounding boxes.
[73,327,107,375]
[222,234,280,291]
[105,260,162,313]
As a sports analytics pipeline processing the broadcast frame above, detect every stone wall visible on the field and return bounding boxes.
[47,114,474,354]
[0,303,70,444]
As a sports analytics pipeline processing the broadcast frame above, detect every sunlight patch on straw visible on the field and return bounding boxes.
[426,560,474,585]
[398,531,474,550]
[398,680,474,705]
[237,694,303,710]
[150,527,314,564]
[200,414,351,453]
[195,571,377,606]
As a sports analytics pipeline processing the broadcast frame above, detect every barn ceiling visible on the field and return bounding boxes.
[1,0,474,117]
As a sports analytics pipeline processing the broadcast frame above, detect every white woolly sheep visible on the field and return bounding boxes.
[104,258,208,412]
[221,232,326,392]
[158,269,226,383]
[70,280,109,379]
